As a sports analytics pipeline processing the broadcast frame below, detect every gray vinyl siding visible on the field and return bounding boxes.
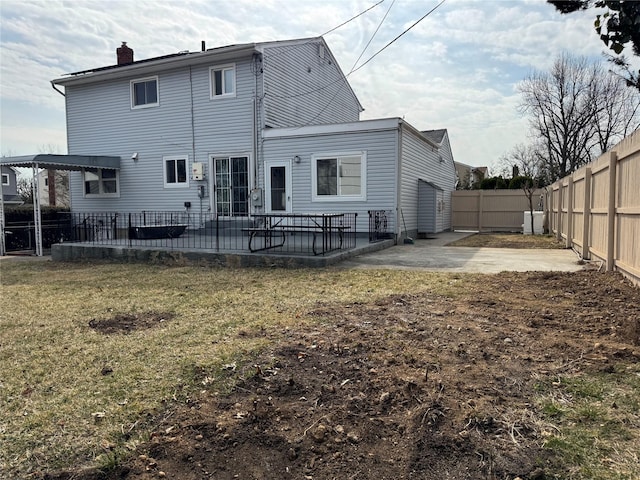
[399,126,456,235]
[66,56,256,212]
[1,166,18,197]
[436,131,456,230]
[262,41,361,128]
[262,128,398,233]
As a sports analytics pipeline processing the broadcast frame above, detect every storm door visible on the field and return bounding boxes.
[265,160,292,213]
[213,156,249,217]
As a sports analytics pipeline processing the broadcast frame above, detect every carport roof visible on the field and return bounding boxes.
[0,154,120,171]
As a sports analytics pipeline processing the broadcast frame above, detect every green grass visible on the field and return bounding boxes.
[0,260,465,477]
[2,260,638,479]
[536,367,640,479]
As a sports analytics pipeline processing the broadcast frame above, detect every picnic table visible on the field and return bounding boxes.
[246,213,350,255]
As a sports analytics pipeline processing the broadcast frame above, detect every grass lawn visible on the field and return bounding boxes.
[1,259,638,479]
[0,260,458,477]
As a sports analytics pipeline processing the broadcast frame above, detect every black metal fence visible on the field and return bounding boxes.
[368,210,393,242]
[3,218,70,253]
[59,211,360,256]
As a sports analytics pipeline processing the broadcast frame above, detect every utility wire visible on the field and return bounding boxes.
[320,0,386,37]
[297,0,397,127]
[266,0,447,100]
[263,0,386,61]
[350,0,396,72]
[350,0,447,75]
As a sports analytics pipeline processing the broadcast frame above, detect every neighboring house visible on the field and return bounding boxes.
[51,37,456,238]
[455,162,487,189]
[38,169,70,207]
[1,166,23,205]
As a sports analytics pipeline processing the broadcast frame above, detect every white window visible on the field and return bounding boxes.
[210,64,235,98]
[164,156,189,188]
[312,151,366,202]
[131,76,159,108]
[84,169,119,197]
[1,173,9,186]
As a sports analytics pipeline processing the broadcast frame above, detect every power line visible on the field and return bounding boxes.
[263,0,386,62]
[350,0,396,72]
[297,0,397,128]
[350,0,447,75]
[321,0,386,37]
[265,0,447,101]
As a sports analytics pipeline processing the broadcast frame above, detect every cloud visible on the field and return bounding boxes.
[0,0,634,166]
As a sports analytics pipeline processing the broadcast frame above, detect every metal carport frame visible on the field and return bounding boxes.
[0,154,121,256]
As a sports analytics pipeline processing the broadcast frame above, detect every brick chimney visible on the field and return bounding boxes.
[117,42,134,65]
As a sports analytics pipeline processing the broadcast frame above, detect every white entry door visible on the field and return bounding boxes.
[265,160,292,213]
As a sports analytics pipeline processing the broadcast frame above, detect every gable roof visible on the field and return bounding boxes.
[52,42,259,87]
[422,129,447,145]
[51,37,362,113]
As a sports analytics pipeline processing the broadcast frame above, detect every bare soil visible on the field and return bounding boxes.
[88,312,175,335]
[43,270,640,480]
[447,233,564,249]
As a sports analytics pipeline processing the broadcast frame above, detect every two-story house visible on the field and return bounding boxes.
[1,166,23,206]
[49,37,456,238]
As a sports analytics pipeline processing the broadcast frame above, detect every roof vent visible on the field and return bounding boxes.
[117,42,134,65]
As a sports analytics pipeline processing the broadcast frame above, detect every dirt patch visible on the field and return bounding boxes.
[447,233,565,249]
[88,312,175,335]
[45,271,640,480]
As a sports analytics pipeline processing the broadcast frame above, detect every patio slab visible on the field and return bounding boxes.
[338,232,585,273]
[48,236,394,268]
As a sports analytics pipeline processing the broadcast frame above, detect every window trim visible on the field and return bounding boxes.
[211,154,251,217]
[311,151,367,202]
[209,64,236,99]
[83,168,120,198]
[130,76,159,109]
[1,173,9,186]
[163,155,189,188]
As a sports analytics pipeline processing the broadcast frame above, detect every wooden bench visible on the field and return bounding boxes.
[245,214,350,255]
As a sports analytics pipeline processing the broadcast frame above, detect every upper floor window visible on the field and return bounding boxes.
[164,156,189,188]
[1,173,9,186]
[131,76,158,108]
[84,169,119,197]
[210,65,235,98]
[312,151,367,202]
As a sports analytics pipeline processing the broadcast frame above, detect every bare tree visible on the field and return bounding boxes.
[518,53,640,182]
[548,0,640,90]
[17,177,34,204]
[592,71,640,152]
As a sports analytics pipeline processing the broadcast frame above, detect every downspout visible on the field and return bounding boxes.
[50,81,65,97]
[395,120,403,243]
[253,53,261,192]
[189,65,203,226]
[189,66,196,168]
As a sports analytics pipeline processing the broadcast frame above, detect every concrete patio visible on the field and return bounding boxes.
[338,232,585,273]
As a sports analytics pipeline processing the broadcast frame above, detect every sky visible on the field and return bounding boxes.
[0,0,629,172]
